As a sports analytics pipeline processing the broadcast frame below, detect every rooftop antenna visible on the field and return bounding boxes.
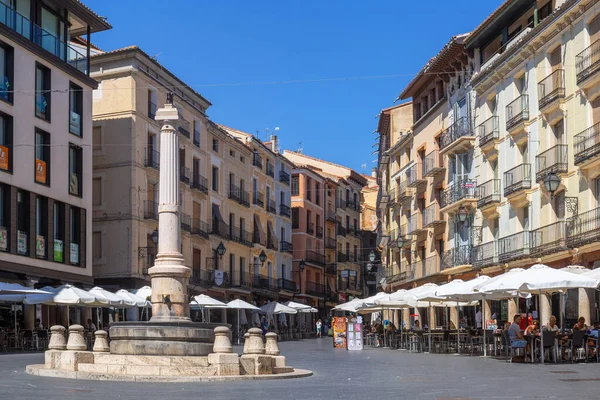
[297,141,304,154]
[150,52,162,61]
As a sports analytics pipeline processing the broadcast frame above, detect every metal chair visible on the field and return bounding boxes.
[502,331,526,362]
[541,330,557,363]
[570,330,587,363]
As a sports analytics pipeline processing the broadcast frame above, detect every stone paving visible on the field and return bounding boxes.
[2,338,599,399]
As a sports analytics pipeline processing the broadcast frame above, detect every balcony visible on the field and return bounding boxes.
[346,199,360,212]
[325,263,337,275]
[398,224,413,248]
[416,255,440,279]
[530,221,568,257]
[536,144,567,182]
[423,203,444,228]
[253,229,266,247]
[326,210,337,223]
[191,173,209,194]
[506,94,529,135]
[576,39,600,88]
[253,153,263,169]
[407,213,426,235]
[574,122,600,171]
[267,234,277,250]
[498,231,530,263]
[538,69,565,113]
[267,199,276,214]
[396,180,414,203]
[211,220,229,239]
[477,116,499,153]
[229,184,250,206]
[336,223,346,237]
[143,200,158,220]
[280,240,293,253]
[266,162,274,178]
[305,281,325,297]
[439,116,475,156]
[306,250,325,267]
[476,179,501,216]
[0,2,89,74]
[179,166,190,184]
[191,218,210,238]
[145,149,160,170]
[567,205,600,248]
[148,101,157,120]
[423,150,444,177]
[316,226,323,238]
[503,164,531,202]
[441,245,473,272]
[178,120,191,138]
[472,241,498,270]
[253,275,278,292]
[279,170,290,185]
[440,180,477,213]
[337,252,349,263]
[406,163,426,188]
[325,237,336,249]
[278,278,297,292]
[307,222,315,235]
[253,191,264,207]
[230,226,253,247]
[180,213,192,233]
[279,204,291,218]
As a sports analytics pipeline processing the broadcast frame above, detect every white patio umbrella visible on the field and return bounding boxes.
[89,287,133,307]
[191,294,229,322]
[259,301,298,315]
[115,290,149,307]
[135,286,152,300]
[227,299,260,345]
[284,301,312,311]
[332,298,365,312]
[0,282,52,295]
[583,267,600,280]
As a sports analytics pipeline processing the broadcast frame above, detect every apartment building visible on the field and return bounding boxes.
[360,172,379,297]
[220,126,295,304]
[0,0,110,289]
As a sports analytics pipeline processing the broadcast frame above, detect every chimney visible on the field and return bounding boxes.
[270,135,279,153]
[371,167,377,178]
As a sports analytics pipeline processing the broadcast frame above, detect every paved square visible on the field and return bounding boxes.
[1,339,598,399]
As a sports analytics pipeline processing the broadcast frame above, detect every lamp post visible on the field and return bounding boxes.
[299,259,306,294]
[216,242,226,259]
[457,206,469,223]
[151,229,158,245]
[259,250,267,265]
[544,172,561,198]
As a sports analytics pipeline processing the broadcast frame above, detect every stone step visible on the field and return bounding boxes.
[93,353,209,367]
[78,363,218,377]
[273,366,294,374]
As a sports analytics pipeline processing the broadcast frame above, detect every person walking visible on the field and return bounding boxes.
[316,319,322,338]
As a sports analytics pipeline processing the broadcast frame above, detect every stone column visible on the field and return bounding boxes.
[539,293,551,326]
[483,299,491,325]
[402,309,409,329]
[149,101,191,322]
[449,307,458,330]
[578,288,593,324]
[507,298,518,321]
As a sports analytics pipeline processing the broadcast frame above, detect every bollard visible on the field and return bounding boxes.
[213,326,233,353]
[48,325,67,350]
[265,332,280,356]
[66,325,87,351]
[243,327,265,355]
[93,330,110,352]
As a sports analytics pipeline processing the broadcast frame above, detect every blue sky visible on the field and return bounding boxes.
[85,0,500,173]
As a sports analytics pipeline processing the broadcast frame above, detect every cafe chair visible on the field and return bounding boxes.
[502,331,526,362]
[541,331,557,363]
[569,330,587,363]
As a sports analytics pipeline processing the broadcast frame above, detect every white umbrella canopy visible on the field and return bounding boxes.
[89,286,134,307]
[560,265,590,275]
[23,285,101,305]
[283,301,312,311]
[375,289,408,307]
[227,299,260,310]
[115,290,150,307]
[259,301,297,315]
[0,282,53,295]
[518,264,599,293]
[332,298,365,312]
[474,268,527,295]
[583,268,600,280]
[134,286,152,300]
[191,294,228,308]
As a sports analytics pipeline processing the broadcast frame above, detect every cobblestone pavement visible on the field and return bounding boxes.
[1,338,598,399]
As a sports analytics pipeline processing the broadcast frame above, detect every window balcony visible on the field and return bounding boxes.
[407,213,426,235]
[439,116,475,156]
[306,250,325,267]
[267,198,276,214]
[506,94,529,134]
[396,180,414,204]
[191,173,209,194]
[253,191,264,207]
[415,255,440,279]
[179,166,190,184]
[316,226,323,238]
[337,252,349,263]
[253,274,278,292]
[477,116,499,152]
[535,144,567,182]
[230,225,253,247]
[326,209,337,223]
[476,179,501,216]
[211,220,230,240]
[279,170,290,185]
[406,163,426,188]
[346,199,360,212]
[252,153,263,169]
[472,241,498,270]
[440,180,477,213]
[229,184,250,207]
[538,69,565,113]
[325,237,336,249]
[305,281,325,297]
[191,218,210,238]
[145,149,160,170]
[267,234,277,250]
[252,229,266,247]
[178,120,190,138]
[278,278,297,292]
[423,150,444,177]
[336,223,346,237]
[307,222,315,235]
[279,204,291,218]
[280,240,293,253]
[574,122,600,171]
[503,164,531,200]
[441,245,472,271]
[530,221,568,257]
[325,263,337,275]
[143,200,158,220]
[180,214,192,233]
[148,101,157,120]
[266,162,274,178]
[398,223,413,248]
[498,231,530,263]
[567,205,600,248]
[423,203,444,228]
[576,39,600,88]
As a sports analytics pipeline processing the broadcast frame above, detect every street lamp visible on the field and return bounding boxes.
[397,235,407,248]
[366,262,373,273]
[298,259,306,295]
[259,250,267,265]
[369,250,376,262]
[151,229,159,245]
[544,172,561,198]
[216,242,226,259]
[457,206,469,223]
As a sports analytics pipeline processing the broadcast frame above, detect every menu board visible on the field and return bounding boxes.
[347,316,363,351]
[333,317,347,349]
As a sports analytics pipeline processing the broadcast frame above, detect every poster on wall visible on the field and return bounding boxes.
[0,145,8,170]
[332,317,347,349]
[17,230,27,254]
[70,243,79,264]
[35,159,46,184]
[54,239,63,262]
[36,235,45,257]
[0,226,7,251]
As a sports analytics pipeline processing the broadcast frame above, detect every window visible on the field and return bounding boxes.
[291,176,299,196]
[147,89,157,119]
[306,177,311,201]
[192,248,202,278]
[53,202,64,262]
[0,183,9,251]
[292,207,299,229]
[35,196,48,259]
[69,83,82,136]
[0,43,13,103]
[69,144,82,197]
[554,191,565,220]
[92,232,102,260]
[230,149,235,157]
[93,126,102,152]
[70,206,81,265]
[315,183,320,205]
[212,166,219,192]
[92,177,102,207]
[35,129,50,185]
[212,138,218,152]
[240,156,245,163]
[522,206,529,231]
[0,111,12,172]
[193,120,201,147]
[17,189,29,255]
[35,64,50,121]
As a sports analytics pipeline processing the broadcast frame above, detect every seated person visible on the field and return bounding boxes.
[413,320,423,331]
[524,320,540,336]
[508,315,526,344]
[573,316,588,331]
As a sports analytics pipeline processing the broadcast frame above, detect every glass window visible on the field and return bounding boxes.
[35,64,50,121]
[212,139,218,152]
[291,176,299,196]
[69,144,82,196]
[35,196,47,259]
[0,112,12,172]
[35,129,50,185]
[212,166,218,192]
[292,207,299,229]
[53,201,64,262]
[69,206,81,266]
[16,189,28,255]
[193,120,201,147]
[69,83,82,136]
[0,183,8,252]
[92,177,102,207]
[0,43,13,103]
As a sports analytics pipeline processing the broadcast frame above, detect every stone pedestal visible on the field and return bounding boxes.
[48,325,66,350]
[207,353,239,376]
[213,326,232,353]
[265,332,280,356]
[239,355,272,375]
[66,325,87,351]
[243,328,265,355]
[93,330,110,352]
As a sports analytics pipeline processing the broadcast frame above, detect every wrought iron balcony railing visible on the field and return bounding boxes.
[267,198,277,214]
[279,170,290,185]
[307,222,315,235]
[253,191,265,207]
[440,180,476,208]
[191,173,209,194]
[230,225,254,247]
[440,116,473,150]
[477,116,499,147]
[253,153,263,169]
[326,210,337,222]
[305,281,325,296]
[211,220,229,239]
[530,221,567,257]
[476,179,501,208]
[441,245,472,270]
[280,240,293,253]
[145,149,160,170]
[191,218,210,238]
[504,164,531,197]
[316,226,323,238]
[279,204,291,218]
[574,122,600,166]
[473,241,498,269]
[337,223,346,237]
[179,166,190,184]
[538,69,565,109]
[178,120,190,138]
[567,205,600,247]
[143,200,158,220]
[325,237,336,249]
[278,278,297,292]
[325,263,337,275]
[576,39,600,84]
[506,94,529,131]
[406,163,426,187]
[337,252,349,263]
[266,162,275,178]
[180,213,192,232]
[498,231,530,263]
[423,203,444,228]
[423,149,444,177]
[306,250,325,266]
[536,144,567,182]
